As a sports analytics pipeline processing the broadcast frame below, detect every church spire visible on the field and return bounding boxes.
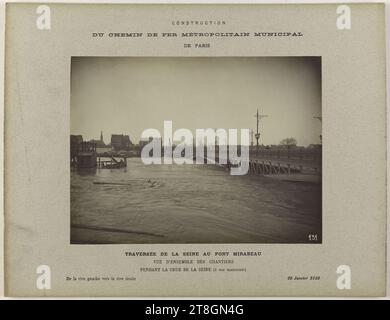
[100,131,103,143]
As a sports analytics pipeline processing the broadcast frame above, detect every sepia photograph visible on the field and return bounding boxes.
[70,57,322,244]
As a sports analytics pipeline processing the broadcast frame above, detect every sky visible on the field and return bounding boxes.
[70,57,321,146]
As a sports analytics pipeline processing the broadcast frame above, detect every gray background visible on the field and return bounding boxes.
[4,3,387,296]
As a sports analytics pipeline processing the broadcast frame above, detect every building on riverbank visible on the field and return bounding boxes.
[111,134,132,151]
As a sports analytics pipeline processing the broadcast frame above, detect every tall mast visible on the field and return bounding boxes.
[254,108,268,149]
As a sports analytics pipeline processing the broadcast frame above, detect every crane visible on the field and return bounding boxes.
[313,116,322,143]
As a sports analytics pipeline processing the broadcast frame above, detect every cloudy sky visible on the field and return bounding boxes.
[70,57,321,146]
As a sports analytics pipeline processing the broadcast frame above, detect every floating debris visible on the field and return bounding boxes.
[71,224,164,237]
[93,181,132,186]
[93,179,162,188]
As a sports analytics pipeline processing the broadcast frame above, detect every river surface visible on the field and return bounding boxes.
[71,158,321,244]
